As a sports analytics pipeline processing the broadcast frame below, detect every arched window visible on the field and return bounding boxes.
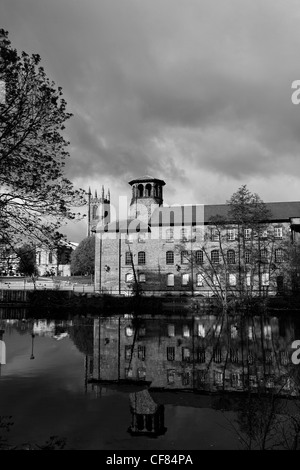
[145,183,151,197]
[138,184,144,197]
[227,250,235,264]
[196,273,204,286]
[125,252,132,265]
[138,251,146,265]
[181,273,189,286]
[49,252,53,264]
[181,251,189,264]
[195,250,203,264]
[167,273,174,286]
[166,251,174,264]
[211,249,219,264]
[154,185,158,197]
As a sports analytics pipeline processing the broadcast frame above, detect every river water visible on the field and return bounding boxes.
[0,308,299,450]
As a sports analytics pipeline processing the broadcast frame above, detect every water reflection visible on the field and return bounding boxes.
[89,312,300,397]
[1,308,300,450]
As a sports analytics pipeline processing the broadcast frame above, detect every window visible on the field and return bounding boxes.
[138,184,144,197]
[212,274,220,286]
[211,249,220,264]
[145,183,152,197]
[181,251,189,264]
[227,250,235,264]
[125,326,134,337]
[280,351,289,365]
[213,324,222,336]
[261,229,268,238]
[138,251,146,265]
[245,250,251,264]
[198,370,207,384]
[125,273,134,283]
[167,370,175,384]
[275,248,284,263]
[166,228,174,242]
[248,326,254,340]
[182,372,190,386]
[49,252,53,263]
[230,325,238,339]
[230,348,239,363]
[183,325,190,337]
[197,324,205,337]
[211,229,219,241]
[167,273,175,287]
[264,324,272,339]
[138,345,146,360]
[228,273,236,286]
[197,348,206,363]
[275,227,283,239]
[166,251,174,264]
[231,373,242,388]
[260,248,268,262]
[196,273,204,287]
[126,233,134,244]
[125,252,132,265]
[125,368,133,378]
[138,273,146,283]
[137,368,146,380]
[125,345,132,361]
[167,346,175,361]
[182,347,191,362]
[213,348,222,363]
[265,350,273,364]
[167,324,175,337]
[181,273,189,286]
[195,250,203,264]
[244,228,252,239]
[214,371,223,385]
[246,273,251,287]
[227,229,236,241]
[262,272,269,286]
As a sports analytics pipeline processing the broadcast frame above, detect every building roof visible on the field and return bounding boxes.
[128,175,166,186]
[96,201,300,233]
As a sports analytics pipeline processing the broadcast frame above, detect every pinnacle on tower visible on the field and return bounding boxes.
[102,185,105,200]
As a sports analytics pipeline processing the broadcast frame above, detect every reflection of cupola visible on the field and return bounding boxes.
[128,175,165,223]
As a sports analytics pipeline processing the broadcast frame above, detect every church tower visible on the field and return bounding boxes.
[88,186,111,236]
[128,176,165,223]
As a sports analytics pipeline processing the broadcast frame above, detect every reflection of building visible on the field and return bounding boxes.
[128,389,167,437]
[91,313,299,396]
[95,175,300,295]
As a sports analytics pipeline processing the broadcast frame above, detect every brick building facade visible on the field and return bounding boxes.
[95,176,300,296]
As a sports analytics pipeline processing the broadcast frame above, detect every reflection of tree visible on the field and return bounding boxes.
[68,318,94,356]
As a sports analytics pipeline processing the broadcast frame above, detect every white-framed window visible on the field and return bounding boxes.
[211,250,220,264]
[197,324,206,337]
[227,250,236,264]
[245,250,251,264]
[227,229,236,241]
[183,325,190,337]
[125,252,132,265]
[138,273,146,283]
[244,228,252,239]
[228,273,236,286]
[212,274,220,286]
[274,227,283,239]
[275,248,284,263]
[181,251,189,264]
[195,250,203,264]
[181,273,189,286]
[262,272,269,286]
[246,273,251,286]
[196,273,204,286]
[167,273,174,287]
[125,273,134,283]
[166,251,174,264]
[167,324,175,337]
[138,251,146,265]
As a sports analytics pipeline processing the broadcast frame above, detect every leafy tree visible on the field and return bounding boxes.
[17,244,39,288]
[70,236,95,275]
[0,29,85,249]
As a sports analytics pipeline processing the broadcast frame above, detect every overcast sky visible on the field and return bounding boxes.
[2,0,300,241]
